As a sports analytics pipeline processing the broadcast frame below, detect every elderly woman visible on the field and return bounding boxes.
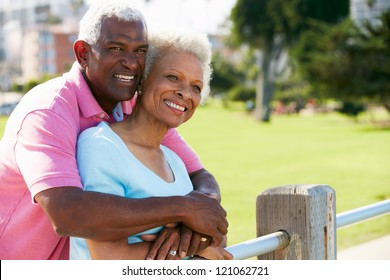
[70,30,232,260]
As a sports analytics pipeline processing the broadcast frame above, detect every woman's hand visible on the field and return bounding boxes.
[142,224,212,260]
[195,246,233,260]
[141,223,181,260]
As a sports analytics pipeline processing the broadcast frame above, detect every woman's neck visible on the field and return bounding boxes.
[112,105,168,150]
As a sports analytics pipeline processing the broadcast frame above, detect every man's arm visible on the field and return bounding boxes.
[35,187,227,244]
[190,168,221,203]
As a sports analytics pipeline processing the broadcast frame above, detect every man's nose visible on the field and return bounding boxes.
[121,52,139,69]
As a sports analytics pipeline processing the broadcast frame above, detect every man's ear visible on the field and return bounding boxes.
[73,40,90,68]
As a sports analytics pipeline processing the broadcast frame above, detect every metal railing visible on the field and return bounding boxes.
[226,199,390,260]
[225,231,290,260]
[336,199,390,228]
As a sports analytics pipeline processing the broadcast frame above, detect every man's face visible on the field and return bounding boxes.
[84,17,148,112]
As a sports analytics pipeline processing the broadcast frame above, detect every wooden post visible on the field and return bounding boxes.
[256,184,336,260]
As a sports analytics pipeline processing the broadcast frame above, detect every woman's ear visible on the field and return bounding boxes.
[73,40,90,68]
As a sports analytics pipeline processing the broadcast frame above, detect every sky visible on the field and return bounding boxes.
[86,0,237,34]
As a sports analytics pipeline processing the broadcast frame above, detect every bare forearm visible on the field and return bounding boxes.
[190,168,221,202]
[87,239,152,260]
[36,187,184,241]
[36,186,227,244]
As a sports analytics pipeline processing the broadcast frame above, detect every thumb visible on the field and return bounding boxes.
[140,234,157,242]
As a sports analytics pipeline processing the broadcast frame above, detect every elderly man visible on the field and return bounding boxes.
[0,0,227,260]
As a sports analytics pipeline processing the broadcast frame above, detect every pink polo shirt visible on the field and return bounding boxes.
[0,62,202,260]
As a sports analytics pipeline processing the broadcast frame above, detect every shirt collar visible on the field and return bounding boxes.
[67,62,108,120]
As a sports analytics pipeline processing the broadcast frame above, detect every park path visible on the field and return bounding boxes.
[337,235,390,260]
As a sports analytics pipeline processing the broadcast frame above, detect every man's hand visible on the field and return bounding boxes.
[177,226,211,258]
[181,191,228,247]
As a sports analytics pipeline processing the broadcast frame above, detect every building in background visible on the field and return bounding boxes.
[351,0,390,26]
[21,24,78,82]
[0,0,86,90]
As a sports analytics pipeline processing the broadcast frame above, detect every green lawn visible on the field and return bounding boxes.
[1,102,389,251]
[177,100,390,250]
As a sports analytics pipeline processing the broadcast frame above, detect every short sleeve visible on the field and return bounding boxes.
[15,110,82,200]
[161,128,203,174]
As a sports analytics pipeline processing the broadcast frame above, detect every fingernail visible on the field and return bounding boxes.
[180,251,186,258]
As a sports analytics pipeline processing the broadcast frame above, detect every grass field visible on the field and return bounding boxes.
[177,100,390,250]
[1,100,389,251]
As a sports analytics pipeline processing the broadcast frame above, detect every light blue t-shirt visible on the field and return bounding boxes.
[70,122,193,259]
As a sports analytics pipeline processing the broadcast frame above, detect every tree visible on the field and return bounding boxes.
[229,0,349,122]
[210,53,244,95]
[292,11,390,114]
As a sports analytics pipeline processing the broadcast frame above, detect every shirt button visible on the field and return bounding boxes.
[99,113,105,118]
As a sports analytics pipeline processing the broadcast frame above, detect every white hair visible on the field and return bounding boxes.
[78,0,146,45]
[144,30,213,101]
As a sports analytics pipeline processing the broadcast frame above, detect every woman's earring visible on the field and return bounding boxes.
[137,84,142,95]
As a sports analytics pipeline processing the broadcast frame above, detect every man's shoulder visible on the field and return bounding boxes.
[21,73,77,108]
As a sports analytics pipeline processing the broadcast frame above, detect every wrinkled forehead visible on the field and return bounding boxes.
[154,51,203,78]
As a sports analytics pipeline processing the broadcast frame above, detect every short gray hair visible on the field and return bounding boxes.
[78,0,146,45]
[144,30,213,101]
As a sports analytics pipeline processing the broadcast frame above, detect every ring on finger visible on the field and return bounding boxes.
[169,250,177,256]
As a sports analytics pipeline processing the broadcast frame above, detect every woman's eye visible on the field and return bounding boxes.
[193,85,202,93]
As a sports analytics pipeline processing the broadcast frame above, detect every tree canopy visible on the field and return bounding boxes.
[292,11,390,113]
[229,0,349,121]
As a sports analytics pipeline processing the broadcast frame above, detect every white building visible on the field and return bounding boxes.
[351,0,390,26]
[0,0,86,89]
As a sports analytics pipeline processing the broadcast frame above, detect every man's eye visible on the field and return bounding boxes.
[109,46,122,51]
[136,48,147,53]
[167,75,178,81]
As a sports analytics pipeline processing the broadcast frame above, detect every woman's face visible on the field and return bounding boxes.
[141,51,203,128]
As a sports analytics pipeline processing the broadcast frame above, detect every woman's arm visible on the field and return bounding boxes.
[87,238,152,260]
[86,226,180,260]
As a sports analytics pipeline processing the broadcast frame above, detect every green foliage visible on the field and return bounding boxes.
[12,74,56,94]
[337,100,367,119]
[230,0,349,48]
[24,80,40,92]
[211,54,244,94]
[227,85,256,102]
[211,49,258,100]
[230,0,270,46]
[229,0,349,122]
[11,83,24,93]
[274,79,310,110]
[292,11,390,113]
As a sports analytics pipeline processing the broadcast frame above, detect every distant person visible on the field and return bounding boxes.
[70,30,232,260]
[0,0,227,260]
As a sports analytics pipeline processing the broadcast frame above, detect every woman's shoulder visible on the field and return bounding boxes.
[78,122,113,143]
